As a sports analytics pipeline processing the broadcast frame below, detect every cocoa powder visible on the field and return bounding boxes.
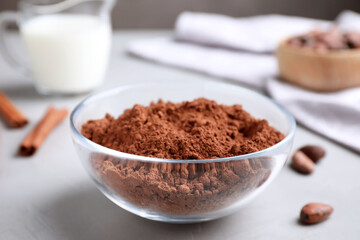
[82,98,284,215]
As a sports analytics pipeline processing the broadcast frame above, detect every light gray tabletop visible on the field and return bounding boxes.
[0,31,359,240]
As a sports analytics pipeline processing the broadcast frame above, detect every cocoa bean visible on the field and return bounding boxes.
[300,203,333,224]
[299,145,325,163]
[291,151,314,174]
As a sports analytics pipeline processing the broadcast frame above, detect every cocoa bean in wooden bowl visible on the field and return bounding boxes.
[277,27,360,92]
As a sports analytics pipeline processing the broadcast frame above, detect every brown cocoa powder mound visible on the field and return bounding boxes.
[82,98,284,159]
[82,98,285,215]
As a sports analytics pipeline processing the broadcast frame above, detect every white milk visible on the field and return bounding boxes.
[20,14,111,94]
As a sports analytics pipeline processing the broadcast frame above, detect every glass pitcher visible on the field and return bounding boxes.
[0,0,116,96]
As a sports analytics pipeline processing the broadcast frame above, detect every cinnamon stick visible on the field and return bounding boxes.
[19,106,68,156]
[0,92,28,128]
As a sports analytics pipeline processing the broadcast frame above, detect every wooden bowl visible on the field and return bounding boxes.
[277,40,360,91]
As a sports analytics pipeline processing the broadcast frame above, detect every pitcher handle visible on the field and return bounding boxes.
[0,11,29,76]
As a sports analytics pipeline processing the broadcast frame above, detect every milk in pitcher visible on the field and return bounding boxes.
[20,14,111,94]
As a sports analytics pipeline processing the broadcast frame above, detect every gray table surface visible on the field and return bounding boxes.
[0,31,359,240]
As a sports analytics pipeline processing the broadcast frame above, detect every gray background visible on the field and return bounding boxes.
[1,0,360,28]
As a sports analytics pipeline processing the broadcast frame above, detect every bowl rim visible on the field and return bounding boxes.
[70,82,296,163]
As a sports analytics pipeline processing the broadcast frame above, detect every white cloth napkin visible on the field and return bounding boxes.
[268,78,360,152]
[175,12,329,53]
[128,38,277,88]
[336,10,360,32]
[127,10,360,152]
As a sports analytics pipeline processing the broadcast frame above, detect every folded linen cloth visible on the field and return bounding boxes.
[175,13,330,53]
[128,13,331,88]
[127,11,359,89]
[128,38,277,88]
[267,78,360,152]
[127,10,360,152]
[336,10,360,32]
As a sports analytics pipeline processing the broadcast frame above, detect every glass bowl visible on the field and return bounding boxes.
[70,82,296,223]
